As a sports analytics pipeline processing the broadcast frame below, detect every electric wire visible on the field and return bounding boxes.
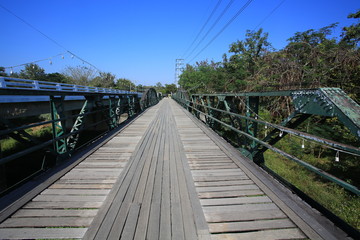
[0,3,102,73]
[253,0,286,30]
[185,0,236,60]
[188,0,254,63]
[182,0,224,58]
[4,52,67,70]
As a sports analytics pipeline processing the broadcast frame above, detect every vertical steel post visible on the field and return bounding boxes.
[108,96,117,129]
[128,95,135,118]
[246,96,259,151]
[67,100,88,151]
[50,96,68,157]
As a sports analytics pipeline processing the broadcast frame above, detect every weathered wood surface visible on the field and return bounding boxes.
[0,98,347,240]
[83,99,210,240]
[171,100,347,240]
[0,105,159,239]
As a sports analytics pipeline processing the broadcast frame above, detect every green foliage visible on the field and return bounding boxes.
[177,11,360,230]
[341,10,360,47]
[265,149,360,230]
[0,66,6,76]
[63,65,97,85]
[45,72,68,83]
[91,72,116,88]
[179,11,360,101]
[164,83,177,94]
[19,64,46,80]
[1,125,52,157]
[115,78,135,91]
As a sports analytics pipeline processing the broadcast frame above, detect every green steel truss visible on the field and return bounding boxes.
[1,87,161,166]
[173,88,360,195]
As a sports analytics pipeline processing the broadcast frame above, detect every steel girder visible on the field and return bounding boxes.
[173,88,360,195]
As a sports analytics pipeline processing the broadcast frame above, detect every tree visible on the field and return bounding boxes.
[164,83,177,94]
[45,72,68,83]
[136,84,145,92]
[63,66,97,85]
[19,64,46,80]
[228,28,273,76]
[340,10,360,47]
[91,72,116,88]
[116,78,135,91]
[179,61,227,93]
[0,67,6,77]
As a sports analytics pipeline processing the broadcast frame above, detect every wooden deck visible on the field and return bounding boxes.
[0,99,347,240]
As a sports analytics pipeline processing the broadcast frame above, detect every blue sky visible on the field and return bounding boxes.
[1,0,359,86]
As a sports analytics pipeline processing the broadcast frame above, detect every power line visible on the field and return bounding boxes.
[253,0,286,30]
[182,0,223,58]
[0,3,67,51]
[188,0,254,63]
[0,3,102,73]
[4,52,67,71]
[185,0,236,60]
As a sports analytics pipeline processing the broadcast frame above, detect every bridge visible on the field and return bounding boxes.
[0,77,359,239]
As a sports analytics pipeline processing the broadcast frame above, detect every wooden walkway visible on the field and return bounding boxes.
[0,99,347,240]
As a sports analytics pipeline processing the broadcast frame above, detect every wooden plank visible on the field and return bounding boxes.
[177,104,339,240]
[193,175,249,182]
[41,189,110,195]
[198,190,264,199]
[49,183,113,189]
[203,203,278,213]
[0,228,87,239]
[12,209,98,218]
[85,103,164,239]
[121,203,141,240]
[173,127,197,240]
[195,180,253,187]
[147,123,165,240]
[55,179,116,184]
[210,228,306,240]
[32,195,106,202]
[200,196,272,206]
[205,209,287,222]
[1,217,93,227]
[208,219,296,233]
[106,202,131,239]
[133,114,164,240]
[196,185,259,192]
[159,119,171,240]
[90,110,162,240]
[169,128,185,240]
[0,118,130,223]
[171,116,212,239]
[23,201,103,209]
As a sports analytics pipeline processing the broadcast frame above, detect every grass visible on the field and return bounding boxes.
[264,149,360,230]
[0,124,52,156]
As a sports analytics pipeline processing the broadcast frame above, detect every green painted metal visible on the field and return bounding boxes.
[245,96,259,150]
[108,97,118,129]
[140,88,159,111]
[173,88,360,196]
[190,88,360,140]
[128,95,135,118]
[50,96,68,156]
[180,99,359,156]
[67,100,88,151]
[0,84,161,195]
[292,88,360,139]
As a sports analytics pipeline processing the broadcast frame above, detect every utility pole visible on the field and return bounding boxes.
[175,59,184,86]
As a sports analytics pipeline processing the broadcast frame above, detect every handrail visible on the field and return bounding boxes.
[0,78,160,196]
[0,77,135,95]
[173,88,360,196]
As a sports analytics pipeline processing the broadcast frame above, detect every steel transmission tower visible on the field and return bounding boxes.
[175,59,184,85]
